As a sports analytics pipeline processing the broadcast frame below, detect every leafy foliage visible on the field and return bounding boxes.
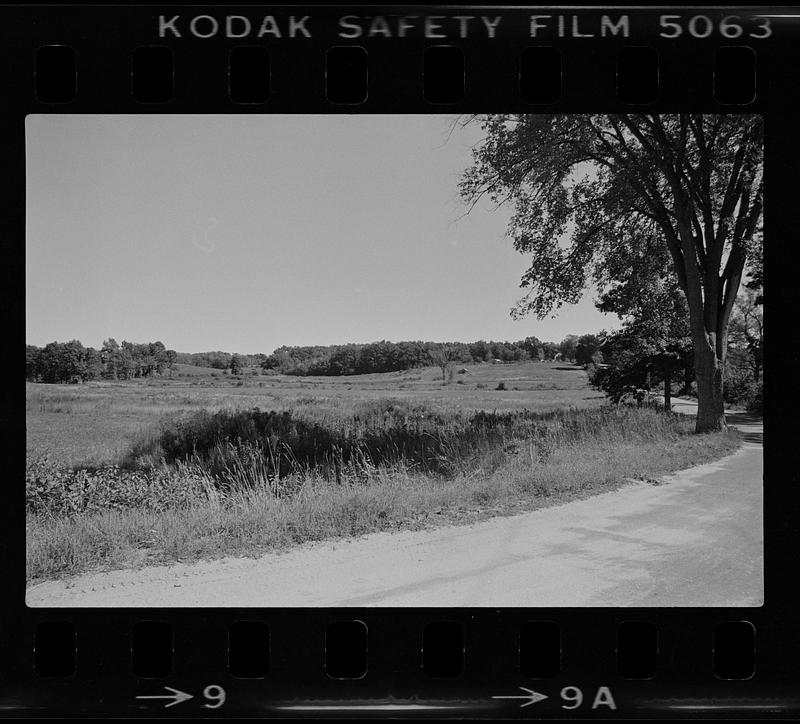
[26,338,178,383]
[260,337,573,376]
[727,287,763,383]
[230,354,244,375]
[26,454,212,517]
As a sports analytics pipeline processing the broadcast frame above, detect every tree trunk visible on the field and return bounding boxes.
[663,369,671,412]
[693,345,727,432]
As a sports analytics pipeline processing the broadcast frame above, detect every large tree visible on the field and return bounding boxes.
[460,114,763,432]
[558,334,579,362]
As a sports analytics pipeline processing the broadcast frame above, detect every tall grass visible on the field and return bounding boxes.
[119,400,692,487]
[26,400,741,582]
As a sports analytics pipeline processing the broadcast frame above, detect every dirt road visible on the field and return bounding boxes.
[27,415,762,608]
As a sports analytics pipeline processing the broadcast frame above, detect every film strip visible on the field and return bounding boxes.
[4,2,797,719]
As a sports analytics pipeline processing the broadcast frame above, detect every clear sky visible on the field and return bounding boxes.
[26,114,620,355]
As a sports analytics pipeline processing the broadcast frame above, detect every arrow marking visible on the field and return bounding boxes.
[492,687,549,708]
[136,686,193,708]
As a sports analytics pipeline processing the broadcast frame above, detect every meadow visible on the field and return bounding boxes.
[26,361,741,582]
[26,361,605,469]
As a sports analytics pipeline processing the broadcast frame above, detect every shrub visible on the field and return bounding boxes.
[26,454,214,517]
[724,368,761,409]
[585,362,601,386]
[745,381,763,415]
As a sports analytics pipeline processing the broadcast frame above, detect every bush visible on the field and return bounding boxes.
[134,403,688,488]
[496,382,506,391]
[724,368,760,407]
[745,381,763,414]
[26,454,213,517]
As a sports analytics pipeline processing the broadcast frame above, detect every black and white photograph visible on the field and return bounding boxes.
[25,113,763,607]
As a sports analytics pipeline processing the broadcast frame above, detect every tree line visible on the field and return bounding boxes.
[25,334,608,383]
[260,335,605,377]
[26,339,178,383]
[175,351,267,370]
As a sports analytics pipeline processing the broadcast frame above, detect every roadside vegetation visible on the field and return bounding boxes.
[27,387,740,583]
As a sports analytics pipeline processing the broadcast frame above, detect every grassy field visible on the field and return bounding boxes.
[26,361,741,583]
[26,361,605,468]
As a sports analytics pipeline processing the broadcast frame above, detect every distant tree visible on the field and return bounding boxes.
[541,341,560,361]
[149,341,168,375]
[36,340,87,383]
[100,338,119,379]
[574,334,603,366]
[728,287,763,383]
[26,345,42,381]
[83,347,103,381]
[121,341,142,377]
[468,340,491,363]
[558,335,579,362]
[265,349,295,374]
[117,346,135,380]
[165,349,178,378]
[29,338,180,383]
[36,342,60,383]
[429,345,460,382]
[63,340,90,382]
[521,336,544,361]
[230,354,244,375]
